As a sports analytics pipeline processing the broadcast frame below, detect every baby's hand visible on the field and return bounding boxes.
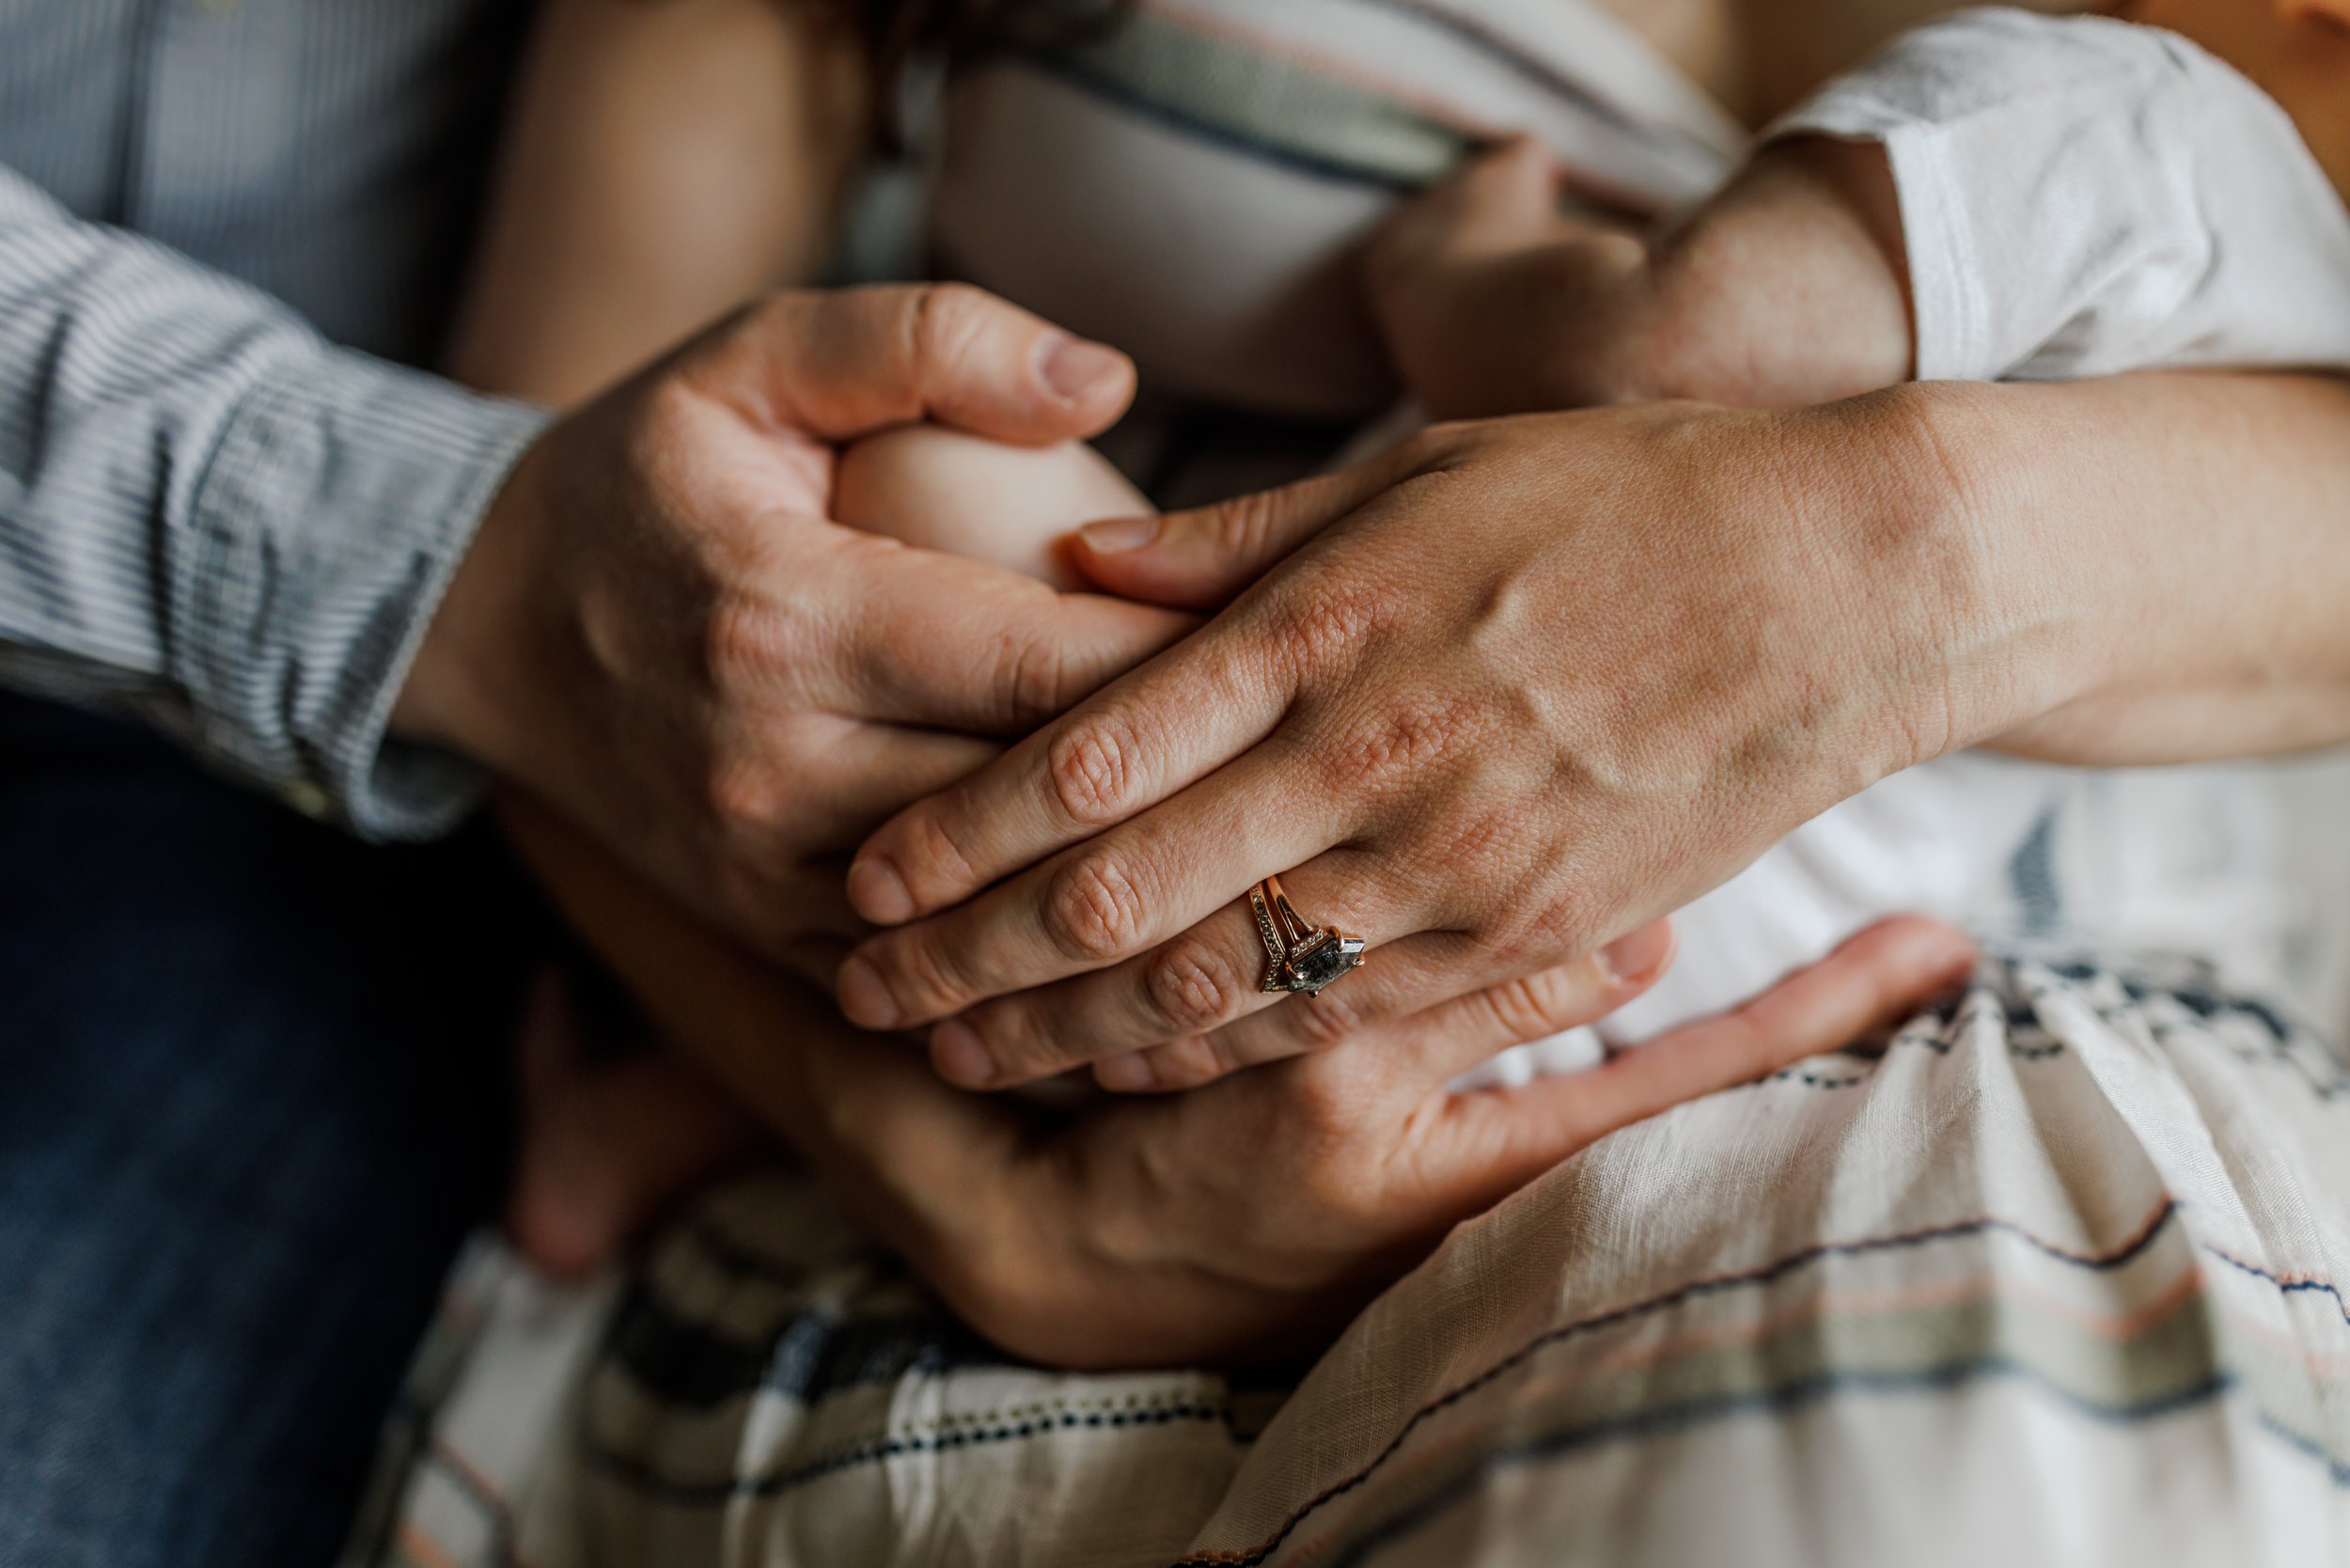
[1363,138,1662,418]
[834,424,1151,590]
[1364,137,1915,417]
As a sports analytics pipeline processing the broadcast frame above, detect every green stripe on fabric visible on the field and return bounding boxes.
[1269,1278,2350,1563]
[1022,10,1473,187]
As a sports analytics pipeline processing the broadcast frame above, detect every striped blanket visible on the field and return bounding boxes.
[350,2,2350,1562]
[359,956,2350,1567]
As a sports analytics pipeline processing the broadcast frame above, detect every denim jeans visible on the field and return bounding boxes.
[0,695,530,1567]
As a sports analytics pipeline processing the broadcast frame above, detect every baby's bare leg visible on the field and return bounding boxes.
[833,425,1152,590]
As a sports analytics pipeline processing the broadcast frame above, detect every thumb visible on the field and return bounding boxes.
[722,283,1137,447]
[1069,449,1410,609]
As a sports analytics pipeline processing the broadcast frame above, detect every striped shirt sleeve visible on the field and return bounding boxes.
[0,162,550,839]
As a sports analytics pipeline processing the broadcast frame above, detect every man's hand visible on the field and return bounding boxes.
[393,284,1192,964]
[507,795,1975,1370]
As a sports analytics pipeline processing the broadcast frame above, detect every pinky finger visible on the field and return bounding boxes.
[1430,916,1977,1205]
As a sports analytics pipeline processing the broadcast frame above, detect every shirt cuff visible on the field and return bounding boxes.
[177,349,552,840]
[1761,105,1990,384]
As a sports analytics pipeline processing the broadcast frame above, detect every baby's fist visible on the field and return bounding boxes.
[1361,138,1664,419]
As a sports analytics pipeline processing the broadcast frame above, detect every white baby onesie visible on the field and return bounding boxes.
[1773,8,2350,383]
[1477,7,2350,1081]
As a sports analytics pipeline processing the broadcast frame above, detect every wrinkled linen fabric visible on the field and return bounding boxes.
[361,957,2350,1568]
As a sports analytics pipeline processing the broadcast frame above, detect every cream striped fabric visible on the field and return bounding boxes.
[364,956,2350,1568]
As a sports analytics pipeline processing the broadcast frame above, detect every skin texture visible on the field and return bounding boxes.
[445,0,869,407]
[395,281,1194,969]
[832,424,1149,590]
[1365,135,1915,418]
[839,371,2350,1094]
[505,792,1977,1370]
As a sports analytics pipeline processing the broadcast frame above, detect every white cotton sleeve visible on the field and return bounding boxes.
[1765,8,2350,381]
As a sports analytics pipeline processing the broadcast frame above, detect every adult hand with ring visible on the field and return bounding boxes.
[510,792,1977,1369]
[833,396,2016,1091]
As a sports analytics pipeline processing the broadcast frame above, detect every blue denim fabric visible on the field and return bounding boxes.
[0,695,529,1567]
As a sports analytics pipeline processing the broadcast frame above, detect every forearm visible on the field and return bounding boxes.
[0,164,547,837]
[1895,371,2350,764]
[446,0,867,407]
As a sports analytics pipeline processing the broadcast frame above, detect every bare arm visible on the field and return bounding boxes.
[1939,370,2350,764]
[445,0,869,406]
[830,368,2350,1091]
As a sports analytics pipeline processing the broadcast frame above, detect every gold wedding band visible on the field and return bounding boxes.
[1246,873,1367,998]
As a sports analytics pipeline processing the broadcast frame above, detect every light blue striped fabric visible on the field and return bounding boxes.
[0,0,547,839]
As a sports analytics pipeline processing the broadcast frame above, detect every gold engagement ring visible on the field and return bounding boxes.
[1246,873,1367,997]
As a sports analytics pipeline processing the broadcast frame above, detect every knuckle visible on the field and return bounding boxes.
[894,806,980,902]
[1267,580,1391,675]
[1322,694,1483,794]
[1044,713,1144,826]
[1484,967,1586,1041]
[998,616,1077,729]
[1491,886,1594,964]
[1141,941,1249,1035]
[1040,853,1152,964]
[1283,985,1374,1052]
[701,592,796,690]
[885,933,974,1017]
[702,752,786,839]
[959,1003,1055,1082]
[909,281,995,376]
[1202,485,1292,565]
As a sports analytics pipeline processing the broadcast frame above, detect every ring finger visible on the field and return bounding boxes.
[920,848,1418,1089]
[1101,917,1679,1092]
[834,735,1353,1030]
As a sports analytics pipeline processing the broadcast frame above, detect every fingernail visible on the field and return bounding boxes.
[931,1020,995,1088]
[1093,1051,1154,1092]
[1601,922,1674,986]
[847,856,914,925]
[1078,515,1158,554]
[1037,336,1127,403]
[835,955,903,1029]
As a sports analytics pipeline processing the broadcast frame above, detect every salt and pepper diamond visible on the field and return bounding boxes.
[1247,875,1368,997]
[1282,929,1368,996]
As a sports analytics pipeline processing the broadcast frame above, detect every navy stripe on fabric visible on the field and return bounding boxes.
[1287,1364,2245,1568]
[600,1279,1009,1412]
[586,1399,1233,1507]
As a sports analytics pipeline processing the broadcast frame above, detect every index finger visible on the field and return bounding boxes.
[845,458,1407,925]
[823,526,1198,734]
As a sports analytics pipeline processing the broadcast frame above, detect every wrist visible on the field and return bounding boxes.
[1813,383,2108,771]
[391,431,556,776]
